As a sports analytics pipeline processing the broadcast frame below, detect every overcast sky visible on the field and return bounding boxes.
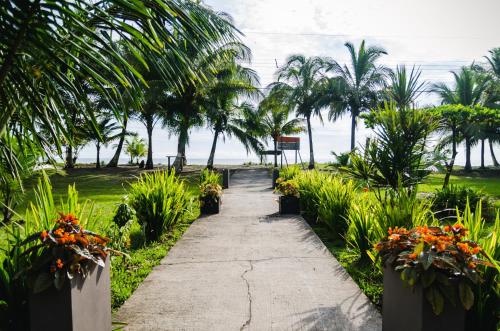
[79,0,500,166]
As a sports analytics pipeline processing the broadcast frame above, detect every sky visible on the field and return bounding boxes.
[78,0,500,166]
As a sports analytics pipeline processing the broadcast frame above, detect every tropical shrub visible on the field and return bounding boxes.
[432,185,489,218]
[375,224,494,316]
[112,199,135,228]
[128,170,192,242]
[330,151,350,167]
[274,178,299,197]
[200,168,221,186]
[295,171,328,222]
[346,196,381,261]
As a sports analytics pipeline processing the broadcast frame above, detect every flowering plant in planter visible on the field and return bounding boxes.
[274,178,299,197]
[200,182,223,201]
[375,223,494,315]
[20,212,110,293]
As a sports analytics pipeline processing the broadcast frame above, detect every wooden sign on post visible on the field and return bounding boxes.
[277,136,300,151]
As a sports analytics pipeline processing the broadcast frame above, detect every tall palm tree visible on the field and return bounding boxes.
[327,40,388,151]
[386,65,426,109]
[258,94,306,167]
[165,40,253,170]
[432,66,490,171]
[125,136,147,164]
[269,55,328,169]
[203,61,262,168]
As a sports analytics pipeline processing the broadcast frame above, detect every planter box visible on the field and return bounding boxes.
[222,169,230,189]
[279,195,300,214]
[272,169,280,189]
[30,257,111,331]
[201,196,221,214]
[383,267,465,331]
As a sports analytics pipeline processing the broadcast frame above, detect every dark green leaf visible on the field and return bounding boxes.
[458,281,474,310]
[425,287,444,315]
[33,273,53,294]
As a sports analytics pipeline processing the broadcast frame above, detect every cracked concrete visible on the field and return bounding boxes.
[115,169,382,331]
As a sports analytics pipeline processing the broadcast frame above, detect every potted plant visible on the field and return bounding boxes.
[22,213,112,331]
[275,177,300,214]
[375,224,494,331]
[200,169,223,214]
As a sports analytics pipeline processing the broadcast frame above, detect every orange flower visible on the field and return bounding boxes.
[409,253,417,260]
[388,234,401,241]
[468,262,476,269]
[443,225,451,232]
[457,242,471,254]
[40,230,48,240]
[472,246,481,255]
[362,187,369,193]
[56,259,64,269]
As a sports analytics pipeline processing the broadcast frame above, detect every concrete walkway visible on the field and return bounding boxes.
[115,169,382,331]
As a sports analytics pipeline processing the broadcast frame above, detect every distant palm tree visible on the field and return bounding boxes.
[327,40,388,151]
[204,60,262,169]
[432,66,490,171]
[258,94,306,167]
[85,116,123,169]
[125,137,147,164]
[270,55,329,169]
[386,65,426,109]
[483,48,500,166]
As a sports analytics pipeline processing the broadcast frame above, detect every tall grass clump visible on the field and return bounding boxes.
[295,171,328,223]
[315,175,356,237]
[279,165,301,181]
[128,170,192,242]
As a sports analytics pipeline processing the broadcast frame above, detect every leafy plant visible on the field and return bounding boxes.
[314,175,356,237]
[128,171,192,242]
[295,171,329,223]
[376,224,494,315]
[278,165,301,181]
[432,185,488,219]
[274,178,299,197]
[330,151,350,167]
[112,199,135,228]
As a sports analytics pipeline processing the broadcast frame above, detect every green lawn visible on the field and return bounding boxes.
[419,172,500,199]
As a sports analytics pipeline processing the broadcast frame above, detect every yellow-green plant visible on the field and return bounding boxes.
[199,169,222,200]
[295,171,329,222]
[129,170,192,242]
[278,165,301,181]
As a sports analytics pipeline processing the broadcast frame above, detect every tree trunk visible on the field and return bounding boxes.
[464,137,472,172]
[273,138,278,168]
[443,131,457,188]
[207,130,219,169]
[306,116,315,169]
[145,118,154,169]
[489,139,499,167]
[174,124,188,171]
[96,143,101,169]
[65,145,74,169]
[350,112,357,151]
[480,139,485,169]
[107,116,128,167]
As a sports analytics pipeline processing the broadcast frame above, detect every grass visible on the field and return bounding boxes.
[419,171,500,199]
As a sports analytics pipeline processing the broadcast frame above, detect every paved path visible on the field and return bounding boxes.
[115,169,382,331]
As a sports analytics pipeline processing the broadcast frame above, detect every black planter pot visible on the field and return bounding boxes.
[383,267,465,331]
[272,169,280,189]
[200,196,221,214]
[279,195,300,214]
[221,169,230,189]
[30,257,111,331]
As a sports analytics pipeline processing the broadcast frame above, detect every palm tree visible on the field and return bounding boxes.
[258,94,307,167]
[269,55,329,169]
[125,137,147,164]
[203,60,262,168]
[386,65,426,109]
[483,48,500,166]
[165,41,253,171]
[327,40,388,151]
[85,116,123,168]
[432,67,490,171]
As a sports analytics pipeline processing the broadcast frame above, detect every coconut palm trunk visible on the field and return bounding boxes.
[107,116,128,167]
[464,137,472,172]
[489,139,499,166]
[65,145,74,169]
[207,129,220,169]
[350,112,357,151]
[443,132,458,188]
[306,115,315,169]
[145,117,154,169]
[480,139,485,169]
[96,142,101,169]
[273,137,278,167]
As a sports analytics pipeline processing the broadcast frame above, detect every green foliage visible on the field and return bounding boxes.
[346,196,381,261]
[112,200,135,228]
[330,151,350,167]
[278,165,301,181]
[200,169,221,186]
[432,185,488,218]
[295,171,329,222]
[350,103,437,189]
[128,171,193,242]
[314,176,356,237]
